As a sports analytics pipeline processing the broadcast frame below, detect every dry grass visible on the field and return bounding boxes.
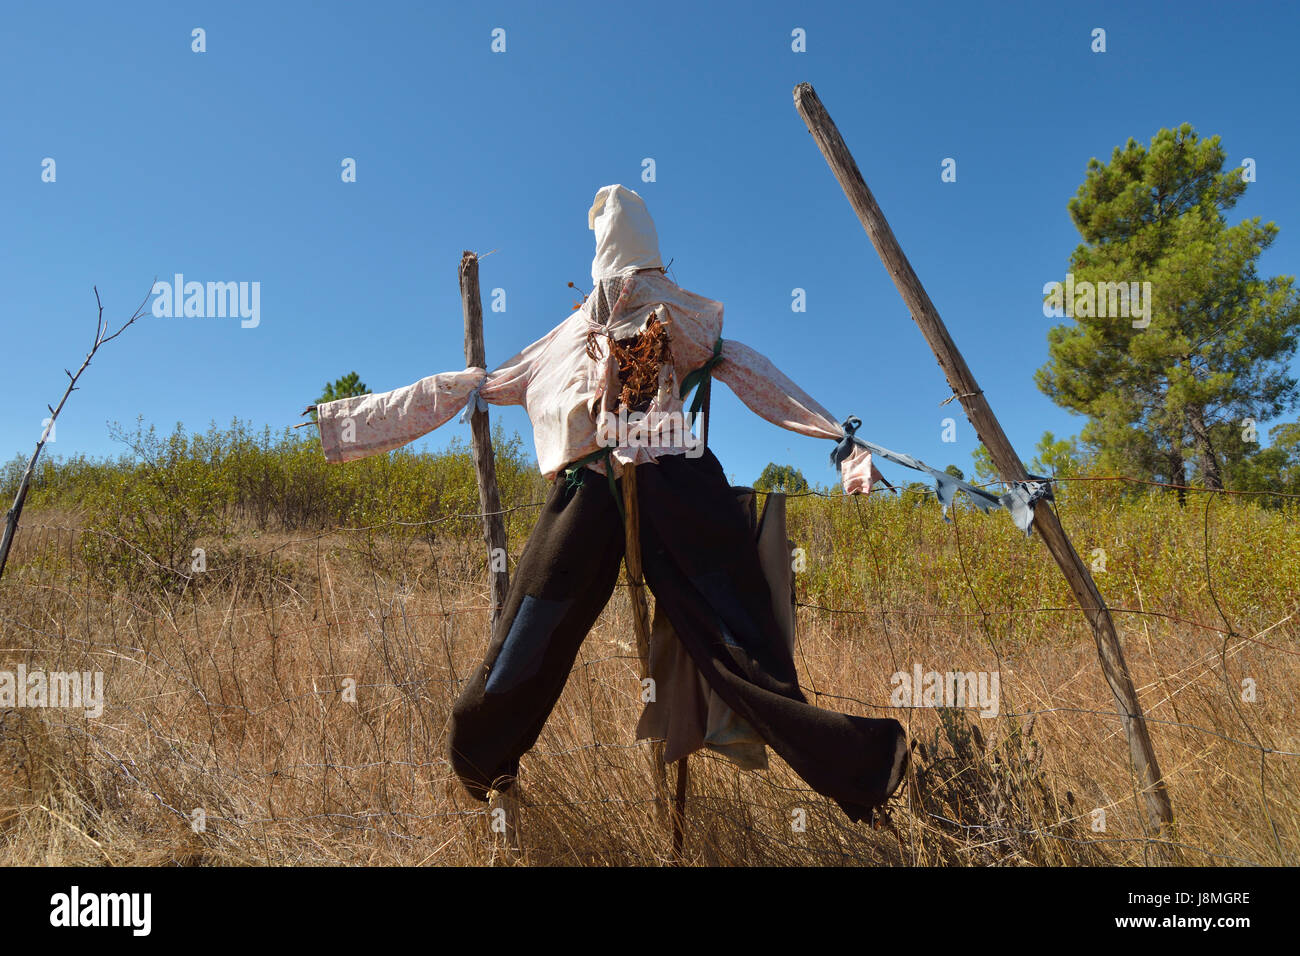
[1,494,1297,867]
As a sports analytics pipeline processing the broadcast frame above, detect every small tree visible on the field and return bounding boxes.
[1224,420,1300,495]
[755,462,809,494]
[971,444,997,483]
[1030,431,1084,478]
[1036,124,1300,491]
[972,432,1086,485]
[310,372,371,420]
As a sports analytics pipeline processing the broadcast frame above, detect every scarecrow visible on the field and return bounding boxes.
[307,185,909,823]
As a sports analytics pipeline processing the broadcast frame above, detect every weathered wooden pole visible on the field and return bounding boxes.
[670,752,689,862]
[458,250,519,859]
[0,435,46,583]
[459,251,510,634]
[621,465,673,844]
[792,82,1175,837]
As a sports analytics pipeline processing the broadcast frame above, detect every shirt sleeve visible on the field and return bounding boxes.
[316,369,486,463]
[315,316,565,463]
[713,338,882,494]
[477,315,568,407]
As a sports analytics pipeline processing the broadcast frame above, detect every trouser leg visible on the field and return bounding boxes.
[448,467,624,800]
[635,450,907,822]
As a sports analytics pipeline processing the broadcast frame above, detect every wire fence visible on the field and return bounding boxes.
[0,475,1296,866]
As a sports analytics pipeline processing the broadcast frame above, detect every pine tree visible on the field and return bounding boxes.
[310,372,371,421]
[755,462,809,494]
[1035,124,1300,491]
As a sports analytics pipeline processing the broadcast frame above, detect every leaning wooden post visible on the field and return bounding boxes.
[792,82,1175,838]
[458,250,519,859]
[621,465,672,839]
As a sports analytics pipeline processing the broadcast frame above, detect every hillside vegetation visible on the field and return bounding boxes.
[1,421,1296,865]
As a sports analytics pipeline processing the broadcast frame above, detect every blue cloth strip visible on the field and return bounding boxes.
[458,385,489,425]
[835,417,1053,537]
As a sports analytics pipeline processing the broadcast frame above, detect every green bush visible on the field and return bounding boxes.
[3,417,548,592]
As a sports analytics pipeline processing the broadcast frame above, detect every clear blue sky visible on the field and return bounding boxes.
[4,0,1298,488]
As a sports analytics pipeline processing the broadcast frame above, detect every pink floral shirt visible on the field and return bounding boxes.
[315,272,878,493]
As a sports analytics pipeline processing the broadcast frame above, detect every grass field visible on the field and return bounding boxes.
[1,423,1297,865]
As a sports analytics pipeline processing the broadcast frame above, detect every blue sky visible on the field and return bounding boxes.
[4,0,1298,489]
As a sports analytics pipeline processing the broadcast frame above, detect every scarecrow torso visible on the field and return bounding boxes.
[520,273,723,479]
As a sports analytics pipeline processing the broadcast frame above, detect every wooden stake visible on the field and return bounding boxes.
[486,786,522,864]
[459,251,510,635]
[621,464,672,837]
[671,755,689,862]
[459,251,519,860]
[792,82,1175,837]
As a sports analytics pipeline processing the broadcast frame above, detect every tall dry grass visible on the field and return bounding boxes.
[0,425,1297,865]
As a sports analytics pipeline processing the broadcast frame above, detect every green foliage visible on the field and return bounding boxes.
[782,480,1300,651]
[1029,431,1085,479]
[1223,419,1300,495]
[311,372,371,421]
[1036,123,1300,491]
[943,464,965,481]
[4,417,547,591]
[75,420,237,590]
[971,444,997,483]
[754,462,809,494]
[972,433,1086,494]
[10,422,1300,637]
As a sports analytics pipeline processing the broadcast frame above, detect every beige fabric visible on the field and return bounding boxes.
[314,186,881,494]
[314,267,879,492]
[589,184,663,283]
[635,490,797,770]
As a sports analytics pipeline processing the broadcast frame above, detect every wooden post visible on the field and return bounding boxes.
[0,437,45,583]
[459,250,519,859]
[792,82,1175,837]
[671,753,689,862]
[459,251,510,635]
[621,465,672,837]
[486,787,522,863]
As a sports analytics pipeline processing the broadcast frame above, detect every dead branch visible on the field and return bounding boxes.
[0,280,154,582]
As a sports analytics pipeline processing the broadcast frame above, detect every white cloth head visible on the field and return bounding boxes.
[588,184,663,285]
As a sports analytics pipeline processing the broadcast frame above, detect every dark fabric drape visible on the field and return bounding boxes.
[448,450,907,822]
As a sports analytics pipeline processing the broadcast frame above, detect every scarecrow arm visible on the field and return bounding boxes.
[313,320,560,464]
[316,368,487,463]
[712,338,882,494]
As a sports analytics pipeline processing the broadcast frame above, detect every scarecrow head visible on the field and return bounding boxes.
[588,184,664,285]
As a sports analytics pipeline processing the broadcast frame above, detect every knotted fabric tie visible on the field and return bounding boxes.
[679,337,724,416]
[829,418,1051,536]
[830,416,862,469]
[458,384,488,425]
[562,446,626,523]
[998,479,1054,536]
